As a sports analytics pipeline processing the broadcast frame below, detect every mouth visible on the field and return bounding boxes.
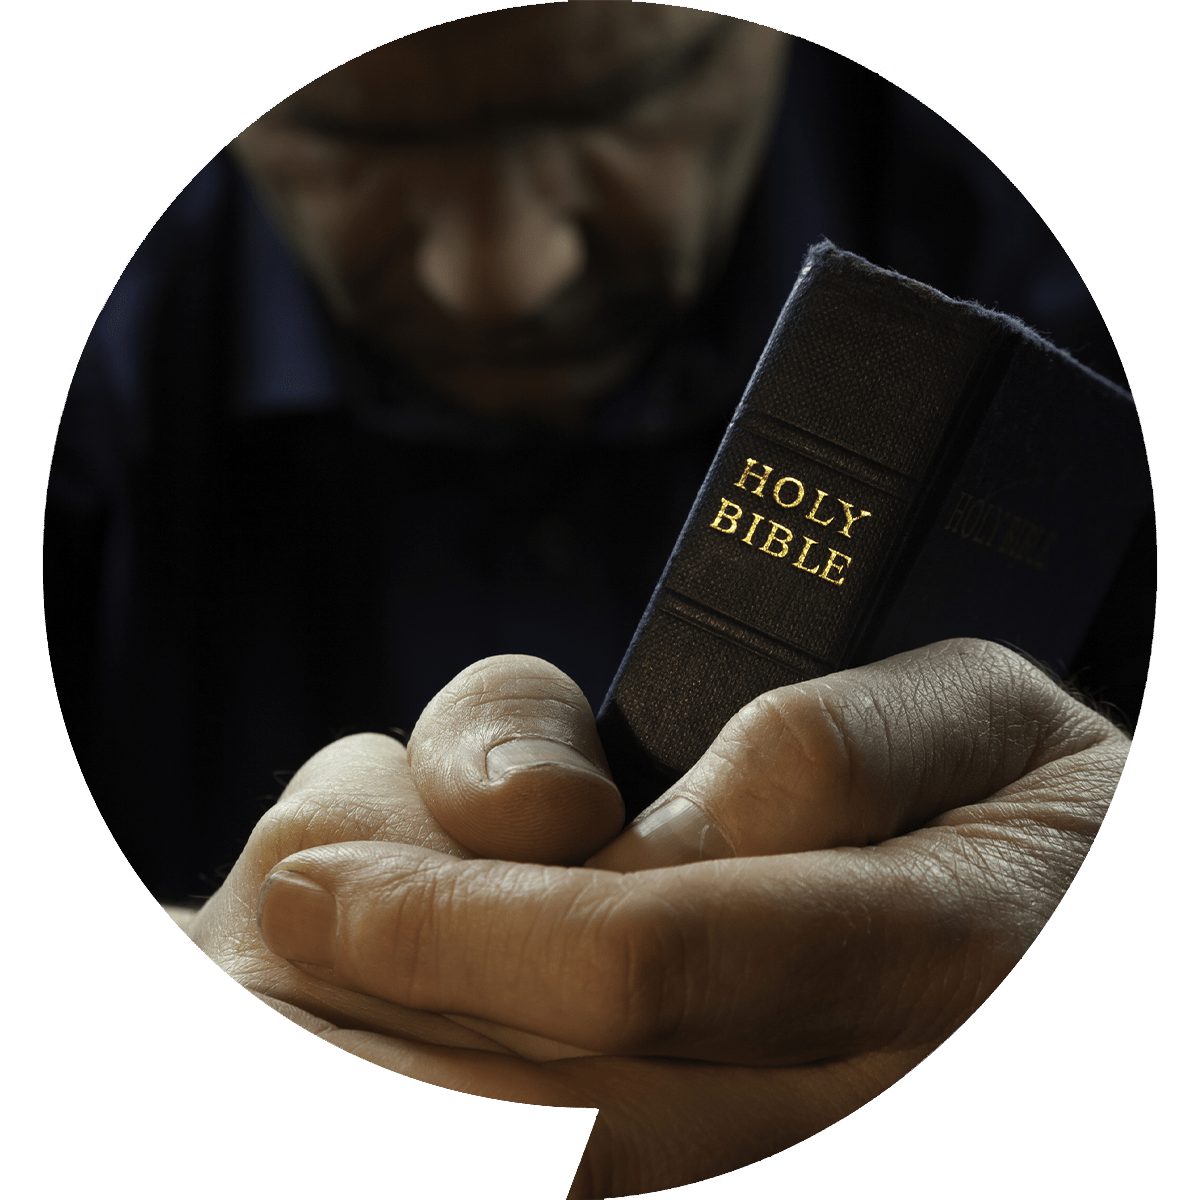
[335,252,686,369]
[367,293,673,414]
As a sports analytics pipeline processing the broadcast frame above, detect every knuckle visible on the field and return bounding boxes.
[759,685,855,793]
[357,870,436,1005]
[415,654,591,744]
[253,786,375,863]
[449,654,573,705]
[582,885,692,1053]
[280,731,399,797]
[244,791,321,867]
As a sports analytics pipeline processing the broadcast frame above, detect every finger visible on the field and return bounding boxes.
[256,670,1125,1065]
[279,731,471,851]
[407,654,624,864]
[256,986,518,1056]
[190,731,469,961]
[587,638,1112,871]
[254,839,977,1064]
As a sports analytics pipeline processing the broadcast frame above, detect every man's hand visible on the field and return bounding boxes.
[189,660,618,1061]
[193,640,1128,1197]
[188,729,512,1053]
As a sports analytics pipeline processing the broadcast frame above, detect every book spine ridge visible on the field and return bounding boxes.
[737,409,915,497]
[657,587,838,674]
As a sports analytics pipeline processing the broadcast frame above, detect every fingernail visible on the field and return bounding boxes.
[594,797,735,871]
[486,737,607,782]
[257,871,337,968]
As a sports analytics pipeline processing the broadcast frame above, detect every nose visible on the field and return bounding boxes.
[414,154,586,322]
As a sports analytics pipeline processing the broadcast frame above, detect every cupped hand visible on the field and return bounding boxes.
[244,639,1127,1194]
[188,655,621,1062]
[188,701,878,1195]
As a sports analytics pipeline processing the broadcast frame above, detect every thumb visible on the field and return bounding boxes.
[589,638,1112,871]
[407,654,624,865]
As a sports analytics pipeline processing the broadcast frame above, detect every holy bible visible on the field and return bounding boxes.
[596,241,1152,818]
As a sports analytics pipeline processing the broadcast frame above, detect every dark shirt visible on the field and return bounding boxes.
[45,39,1152,902]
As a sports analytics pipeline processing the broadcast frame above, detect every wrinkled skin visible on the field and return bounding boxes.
[190,639,1126,1197]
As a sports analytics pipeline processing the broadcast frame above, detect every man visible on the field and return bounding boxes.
[45,5,1152,1195]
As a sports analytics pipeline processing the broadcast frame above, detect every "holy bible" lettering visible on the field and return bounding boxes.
[708,457,872,586]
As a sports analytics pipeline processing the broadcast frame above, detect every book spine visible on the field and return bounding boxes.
[594,409,951,815]
[597,243,1004,816]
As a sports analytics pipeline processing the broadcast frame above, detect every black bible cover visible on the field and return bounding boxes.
[597,241,1152,817]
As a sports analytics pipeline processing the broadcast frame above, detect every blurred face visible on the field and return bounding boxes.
[233,4,790,424]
